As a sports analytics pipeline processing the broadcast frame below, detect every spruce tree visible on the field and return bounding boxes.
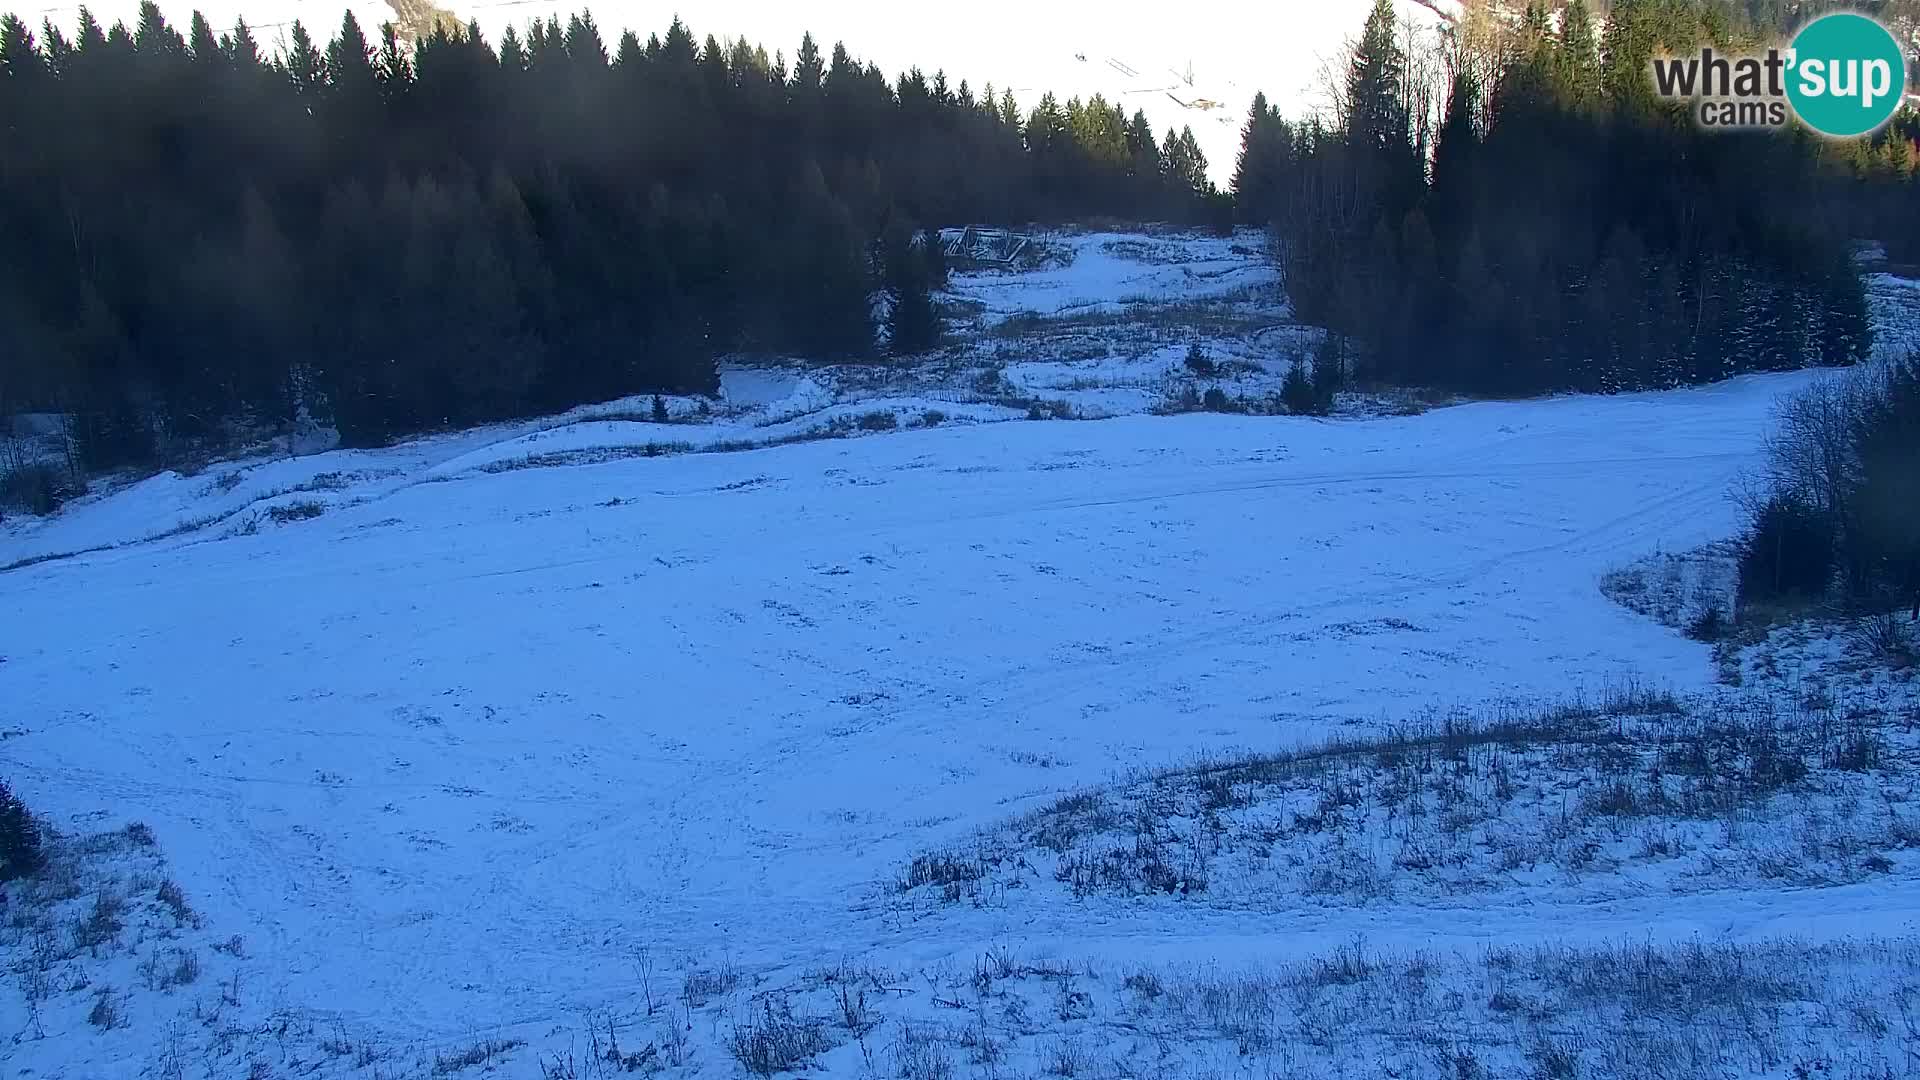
[226,18,258,68]
[1345,0,1408,154]
[132,1,182,56]
[1428,69,1479,257]
[0,780,44,881]
[1343,0,1421,221]
[186,11,216,63]
[1232,93,1291,224]
[285,20,322,96]
[887,251,939,357]
[1557,0,1600,104]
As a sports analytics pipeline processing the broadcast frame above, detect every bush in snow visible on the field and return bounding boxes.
[0,462,84,518]
[1183,342,1216,377]
[1685,604,1727,642]
[728,998,834,1076]
[1848,612,1917,666]
[0,779,45,881]
[896,683,1916,908]
[1737,494,1835,612]
[1740,357,1920,619]
[1282,357,1332,416]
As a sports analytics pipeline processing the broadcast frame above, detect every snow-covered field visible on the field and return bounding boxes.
[4,231,1919,1078]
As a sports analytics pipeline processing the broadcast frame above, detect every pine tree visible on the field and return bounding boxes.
[0,780,44,881]
[39,18,70,74]
[1343,0,1421,221]
[1428,69,1479,256]
[1557,0,1600,104]
[1281,356,1319,414]
[1601,0,1661,111]
[0,13,41,78]
[565,12,607,68]
[226,18,258,69]
[1346,0,1408,154]
[132,1,182,56]
[661,16,695,65]
[498,24,526,72]
[1232,92,1291,224]
[376,22,412,92]
[186,11,216,62]
[326,11,377,97]
[285,20,322,96]
[791,31,822,97]
[1881,137,1914,178]
[71,6,103,51]
[886,236,939,356]
[1817,252,1872,367]
[1161,126,1209,197]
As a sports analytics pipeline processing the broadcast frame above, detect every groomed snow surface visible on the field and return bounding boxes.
[4,230,1918,1078]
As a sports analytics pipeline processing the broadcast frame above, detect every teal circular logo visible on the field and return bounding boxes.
[1786,13,1907,137]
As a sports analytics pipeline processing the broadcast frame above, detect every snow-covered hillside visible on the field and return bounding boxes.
[5,230,1919,1078]
[4,364,1903,1072]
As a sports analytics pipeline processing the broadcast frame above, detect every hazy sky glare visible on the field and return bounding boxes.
[52,0,1436,183]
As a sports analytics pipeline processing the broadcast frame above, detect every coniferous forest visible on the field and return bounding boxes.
[0,2,1220,459]
[1233,0,1919,396]
[0,0,1916,473]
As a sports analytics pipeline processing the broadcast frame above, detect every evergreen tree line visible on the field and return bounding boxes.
[1231,0,1912,397]
[0,4,1222,460]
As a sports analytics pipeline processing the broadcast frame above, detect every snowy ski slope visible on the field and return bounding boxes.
[4,365,1889,1073]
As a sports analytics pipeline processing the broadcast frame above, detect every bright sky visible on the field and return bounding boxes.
[44,0,1450,184]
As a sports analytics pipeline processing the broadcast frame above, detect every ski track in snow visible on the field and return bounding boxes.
[13,367,1911,1059]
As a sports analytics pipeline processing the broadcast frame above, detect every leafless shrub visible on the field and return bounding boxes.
[836,982,875,1033]
[661,1004,692,1068]
[139,946,201,991]
[1528,1036,1580,1079]
[891,1021,955,1080]
[70,887,124,951]
[1300,937,1372,988]
[0,461,85,516]
[1849,613,1917,666]
[1122,968,1164,1002]
[632,947,660,1016]
[87,986,121,1029]
[682,962,740,1008]
[267,500,325,523]
[727,998,833,1076]
[897,684,1917,908]
[956,1022,1001,1067]
[1045,1037,1086,1077]
[156,878,196,926]
[898,848,986,899]
[431,1037,523,1075]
